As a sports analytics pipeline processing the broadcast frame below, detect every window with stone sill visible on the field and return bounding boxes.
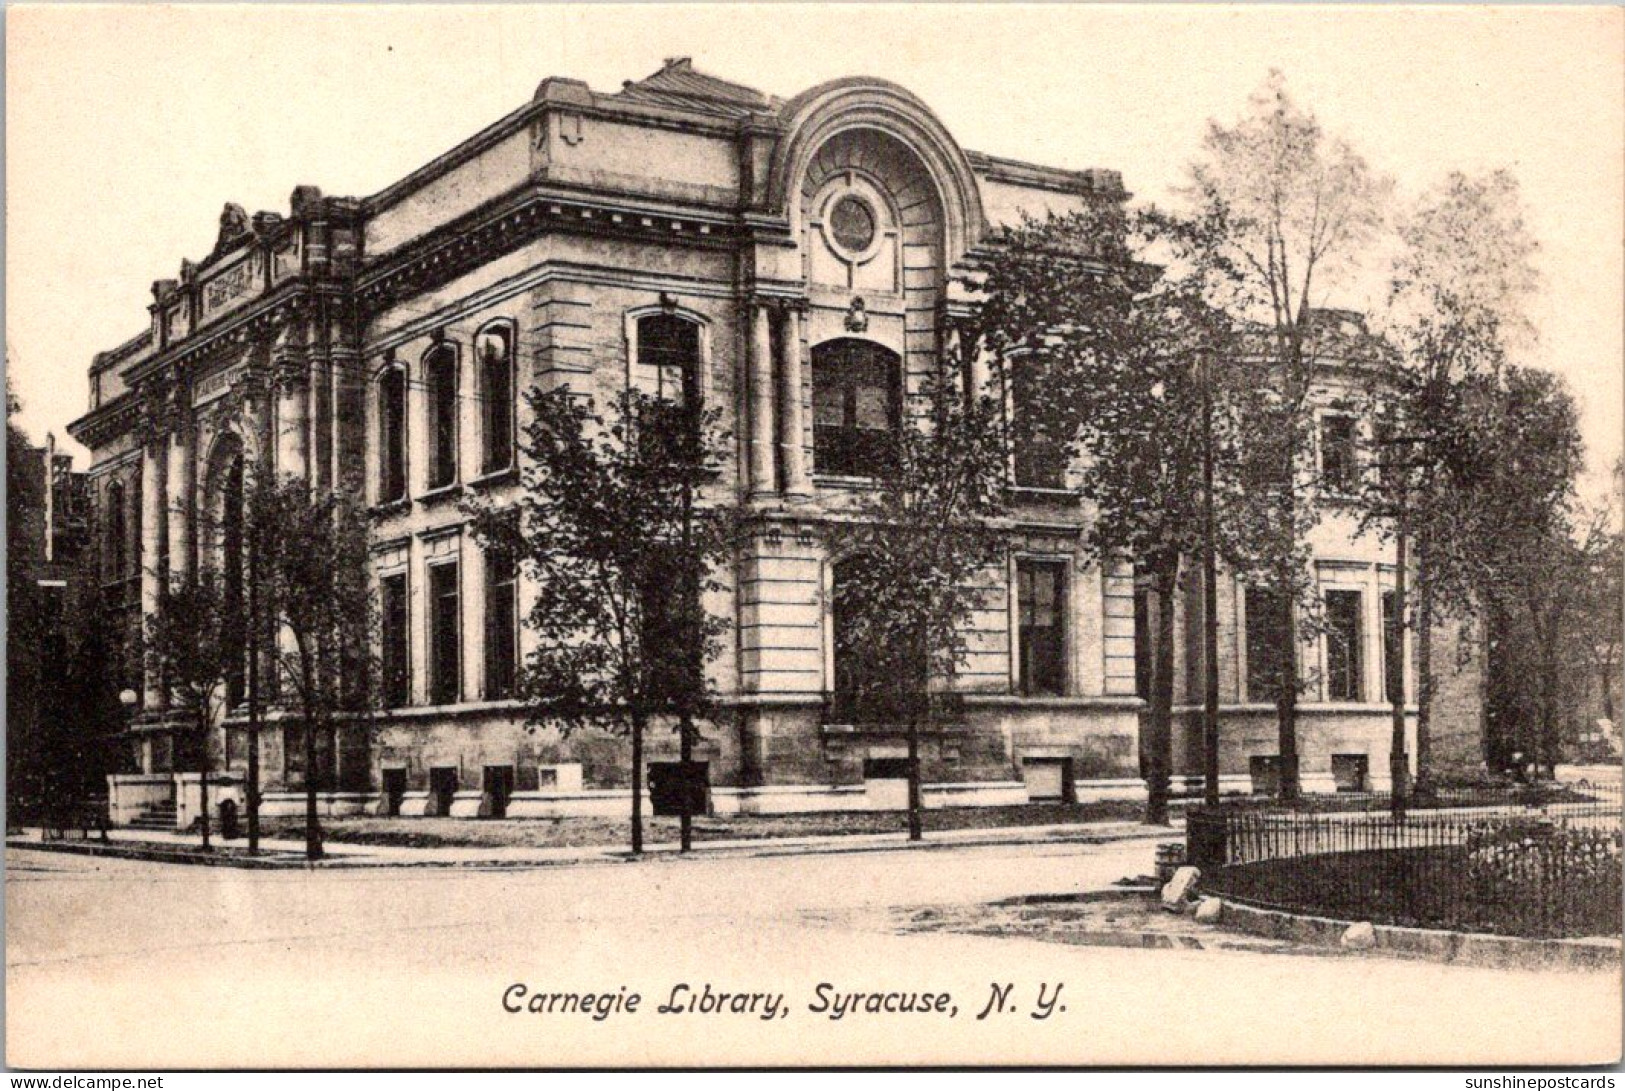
[425,344,459,491]
[1319,413,1359,496]
[378,366,408,503]
[428,559,461,706]
[477,323,515,477]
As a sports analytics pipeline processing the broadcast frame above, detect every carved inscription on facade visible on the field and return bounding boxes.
[202,257,259,317]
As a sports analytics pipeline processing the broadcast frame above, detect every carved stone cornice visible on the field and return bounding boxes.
[355,184,742,314]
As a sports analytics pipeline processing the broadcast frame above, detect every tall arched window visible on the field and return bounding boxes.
[105,481,128,582]
[477,323,515,475]
[378,366,407,503]
[634,313,702,409]
[221,452,246,707]
[425,344,459,490]
[812,338,900,478]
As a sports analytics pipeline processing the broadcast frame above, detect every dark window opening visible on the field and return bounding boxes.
[812,339,901,479]
[1325,588,1364,702]
[478,325,515,475]
[382,768,407,817]
[636,314,702,409]
[428,561,460,705]
[381,572,410,707]
[1245,587,1287,703]
[1320,414,1359,495]
[1382,590,1404,705]
[484,546,517,700]
[429,766,458,817]
[1011,357,1067,489]
[483,765,515,819]
[379,367,408,502]
[830,555,926,723]
[426,346,459,490]
[1018,560,1066,696]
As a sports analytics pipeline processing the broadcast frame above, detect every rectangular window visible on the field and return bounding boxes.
[1320,414,1358,495]
[1017,560,1066,696]
[484,547,517,700]
[379,369,408,502]
[1324,588,1363,702]
[1382,591,1404,704]
[1245,587,1286,703]
[380,573,409,708]
[428,561,461,705]
[1012,359,1066,489]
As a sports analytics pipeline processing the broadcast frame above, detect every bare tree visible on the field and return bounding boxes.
[1184,70,1393,800]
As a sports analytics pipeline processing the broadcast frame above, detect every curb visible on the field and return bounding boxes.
[1215,896,1623,972]
[9,823,1181,872]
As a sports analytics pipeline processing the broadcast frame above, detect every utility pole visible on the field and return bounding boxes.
[1201,353,1221,806]
[246,511,261,855]
[1389,520,1410,822]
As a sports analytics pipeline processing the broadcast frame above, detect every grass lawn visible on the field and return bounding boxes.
[255,800,1150,851]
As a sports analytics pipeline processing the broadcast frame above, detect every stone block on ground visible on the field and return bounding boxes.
[1194,896,1222,924]
[1161,865,1201,911]
[1341,921,1376,950]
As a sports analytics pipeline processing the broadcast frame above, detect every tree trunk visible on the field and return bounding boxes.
[1414,523,1434,792]
[1143,555,1178,825]
[630,706,645,855]
[198,705,212,850]
[246,538,260,855]
[301,657,323,862]
[1275,589,1301,803]
[907,712,923,842]
[1389,527,1409,821]
[679,708,694,854]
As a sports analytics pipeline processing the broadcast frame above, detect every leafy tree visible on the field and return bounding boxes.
[1362,169,1542,795]
[144,568,236,848]
[969,207,1250,820]
[1451,367,1585,775]
[469,386,737,856]
[253,477,379,861]
[822,374,1007,841]
[1183,69,1393,800]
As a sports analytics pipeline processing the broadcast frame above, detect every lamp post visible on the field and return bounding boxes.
[1200,354,1221,807]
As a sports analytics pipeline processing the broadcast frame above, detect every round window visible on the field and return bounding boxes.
[829,195,877,254]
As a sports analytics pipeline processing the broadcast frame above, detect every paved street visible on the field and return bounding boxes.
[7,839,1620,1068]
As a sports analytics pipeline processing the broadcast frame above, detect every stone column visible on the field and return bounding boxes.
[275,363,308,482]
[777,304,811,500]
[748,301,777,501]
[139,436,165,710]
[165,420,193,585]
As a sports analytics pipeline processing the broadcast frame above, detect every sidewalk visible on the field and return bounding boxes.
[9,816,1182,870]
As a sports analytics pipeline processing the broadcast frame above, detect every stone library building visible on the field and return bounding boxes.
[70,60,1481,826]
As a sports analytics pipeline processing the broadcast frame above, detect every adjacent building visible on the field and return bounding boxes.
[69,60,1482,825]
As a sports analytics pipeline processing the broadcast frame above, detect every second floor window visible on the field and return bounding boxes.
[478,325,515,475]
[1320,414,1358,495]
[378,367,408,503]
[813,338,900,479]
[635,313,702,409]
[1011,357,1067,489]
[426,345,459,490]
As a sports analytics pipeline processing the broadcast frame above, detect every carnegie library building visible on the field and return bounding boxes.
[70,60,1483,826]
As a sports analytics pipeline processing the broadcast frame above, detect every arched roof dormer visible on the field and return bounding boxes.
[766,78,987,268]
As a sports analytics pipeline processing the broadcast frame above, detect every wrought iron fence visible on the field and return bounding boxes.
[1187,782,1623,938]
